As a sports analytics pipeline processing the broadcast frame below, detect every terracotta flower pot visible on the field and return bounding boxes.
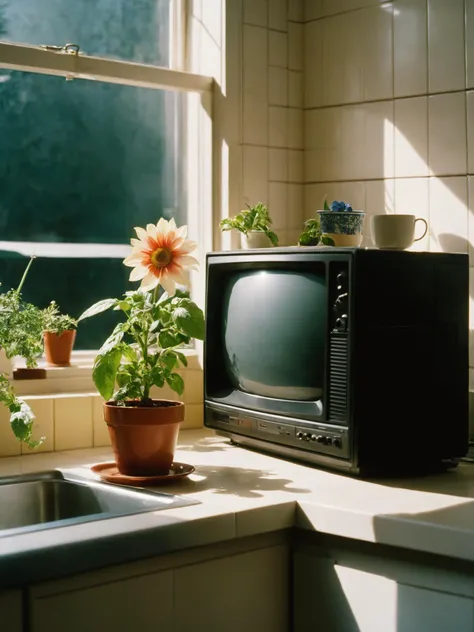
[104,400,185,476]
[44,330,76,366]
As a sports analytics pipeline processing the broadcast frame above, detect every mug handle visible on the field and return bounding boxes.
[414,218,428,242]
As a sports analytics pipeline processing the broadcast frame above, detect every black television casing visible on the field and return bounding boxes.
[204,248,469,476]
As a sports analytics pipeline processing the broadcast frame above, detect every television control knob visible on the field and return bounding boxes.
[310,434,318,442]
[316,435,325,443]
[335,314,348,331]
[304,433,311,441]
[336,271,347,291]
[332,437,342,448]
[296,431,304,440]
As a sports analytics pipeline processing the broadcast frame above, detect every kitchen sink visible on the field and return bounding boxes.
[0,470,198,537]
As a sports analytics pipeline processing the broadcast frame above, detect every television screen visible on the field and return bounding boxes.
[222,269,326,401]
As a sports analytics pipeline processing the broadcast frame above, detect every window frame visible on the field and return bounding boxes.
[0,0,214,388]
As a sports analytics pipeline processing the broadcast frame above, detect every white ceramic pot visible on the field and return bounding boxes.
[240,231,273,249]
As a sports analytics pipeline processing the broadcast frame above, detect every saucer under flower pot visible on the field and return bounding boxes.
[104,399,185,476]
[317,210,365,247]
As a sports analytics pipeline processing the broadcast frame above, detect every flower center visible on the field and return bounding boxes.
[151,247,172,269]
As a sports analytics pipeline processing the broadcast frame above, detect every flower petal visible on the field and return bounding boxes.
[134,226,148,241]
[123,253,144,267]
[159,274,176,296]
[168,218,177,231]
[155,217,167,240]
[140,272,160,292]
[129,265,149,281]
[176,255,199,268]
[146,223,158,240]
[176,239,197,255]
[175,225,187,240]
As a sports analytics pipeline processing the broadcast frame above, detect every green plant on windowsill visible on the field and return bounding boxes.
[43,301,77,335]
[0,256,44,369]
[43,301,78,367]
[0,257,44,448]
[219,203,279,246]
[298,219,335,247]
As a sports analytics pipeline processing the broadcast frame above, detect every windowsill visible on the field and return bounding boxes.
[0,348,204,456]
[9,348,201,397]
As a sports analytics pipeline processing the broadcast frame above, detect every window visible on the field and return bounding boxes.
[0,0,212,353]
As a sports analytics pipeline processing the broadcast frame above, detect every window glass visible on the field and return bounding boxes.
[0,0,171,66]
[0,70,184,349]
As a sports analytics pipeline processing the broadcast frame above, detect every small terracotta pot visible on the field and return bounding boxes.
[44,330,76,366]
[104,400,185,476]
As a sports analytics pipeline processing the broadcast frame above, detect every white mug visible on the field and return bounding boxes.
[371,214,428,250]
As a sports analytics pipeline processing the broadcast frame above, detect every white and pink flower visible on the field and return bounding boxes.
[123,218,198,295]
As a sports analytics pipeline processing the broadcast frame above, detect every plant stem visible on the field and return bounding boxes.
[141,326,150,402]
[16,255,36,293]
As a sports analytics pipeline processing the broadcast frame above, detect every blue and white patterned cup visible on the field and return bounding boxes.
[317,210,365,247]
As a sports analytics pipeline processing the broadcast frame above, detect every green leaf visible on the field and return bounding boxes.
[78,298,117,322]
[158,330,180,349]
[9,401,34,441]
[166,372,184,396]
[161,353,177,371]
[93,346,122,401]
[266,230,279,246]
[121,345,138,362]
[172,301,205,340]
[115,300,131,312]
[176,351,188,367]
[151,367,165,388]
[321,235,335,246]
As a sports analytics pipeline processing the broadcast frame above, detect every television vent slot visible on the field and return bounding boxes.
[329,336,348,423]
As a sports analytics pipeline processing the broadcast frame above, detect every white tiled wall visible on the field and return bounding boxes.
[241,0,305,246]
[303,0,474,369]
[0,364,204,457]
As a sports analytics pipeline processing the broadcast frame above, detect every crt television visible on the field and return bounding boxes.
[204,247,469,476]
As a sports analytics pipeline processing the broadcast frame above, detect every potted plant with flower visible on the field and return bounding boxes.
[42,301,78,367]
[317,198,365,247]
[220,202,279,249]
[79,218,204,477]
[0,256,46,380]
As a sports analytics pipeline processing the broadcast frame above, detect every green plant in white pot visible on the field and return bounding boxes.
[220,203,279,249]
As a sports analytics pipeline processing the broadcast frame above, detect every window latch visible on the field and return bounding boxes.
[40,43,81,56]
[39,43,81,81]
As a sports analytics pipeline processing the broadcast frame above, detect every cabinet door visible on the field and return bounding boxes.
[174,544,289,632]
[0,590,22,632]
[31,569,173,632]
[294,552,474,632]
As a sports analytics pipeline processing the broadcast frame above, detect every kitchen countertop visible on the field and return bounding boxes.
[2,428,474,588]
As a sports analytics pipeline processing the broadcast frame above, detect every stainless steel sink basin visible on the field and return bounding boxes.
[0,470,197,537]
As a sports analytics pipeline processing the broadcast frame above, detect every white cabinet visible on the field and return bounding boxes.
[174,544,289,632]
[30,540,289,632]
[294,548,474,632]
[0,590,22,632]
[30,569,174,632]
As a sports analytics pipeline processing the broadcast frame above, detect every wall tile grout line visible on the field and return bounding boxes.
[304,88,473,112]
[305,175,474,185]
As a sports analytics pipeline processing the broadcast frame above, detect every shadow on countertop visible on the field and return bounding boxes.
[173,464,312,499]
[365,461,474,501]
